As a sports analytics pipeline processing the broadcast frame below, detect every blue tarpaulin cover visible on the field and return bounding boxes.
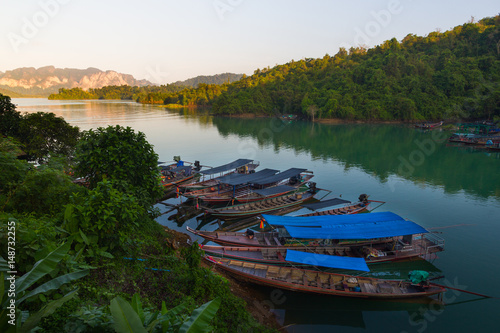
[262,211,404,227]
[284,219,428,239]
[252,168,307,185]
[285,250,370,272]
[219,168,279,186]
[200,159,254,175]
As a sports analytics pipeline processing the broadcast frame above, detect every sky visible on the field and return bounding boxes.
[1,0,498,84]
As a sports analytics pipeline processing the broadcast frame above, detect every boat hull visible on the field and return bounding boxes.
[205,257,445,299]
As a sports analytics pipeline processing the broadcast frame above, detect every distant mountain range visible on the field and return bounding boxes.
[173,73,243,87]
[0,67,244,97]
[0,66,152,96]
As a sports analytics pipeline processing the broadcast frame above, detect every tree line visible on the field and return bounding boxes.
[48,16,500,121]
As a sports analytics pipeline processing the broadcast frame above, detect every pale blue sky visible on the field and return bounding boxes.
[1,0,498,83]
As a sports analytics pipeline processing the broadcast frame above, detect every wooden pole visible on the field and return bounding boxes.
[429,282,494,298]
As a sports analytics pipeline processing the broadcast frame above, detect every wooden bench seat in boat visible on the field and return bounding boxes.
[304,271,318,286]
[279,267,292,281]
[266,265,280,278]
[291,269,304,284]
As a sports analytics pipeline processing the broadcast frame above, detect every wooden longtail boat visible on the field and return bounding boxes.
[204,186,317,220]
[187,212,446,255]
[179,159,259,192]
[205,256,446,299]
[198,169,315,205]
[199,237,443,265]
[414,121,443,130]
[182,168,281,201]
[290,194,379,217]
[159,160,201,189]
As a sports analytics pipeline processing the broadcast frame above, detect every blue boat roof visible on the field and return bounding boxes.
[219,168,279,186]
[285,250,370,272]
[200,159,254,175]
[252,168,307,185]
[284,219,428,239]
[262,211,404,227]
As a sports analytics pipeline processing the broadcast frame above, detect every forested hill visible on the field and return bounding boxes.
[208,16,499,121]
[173,73,243,87]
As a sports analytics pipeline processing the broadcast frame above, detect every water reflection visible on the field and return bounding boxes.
[210,117,500,199]
[264,287,444,331]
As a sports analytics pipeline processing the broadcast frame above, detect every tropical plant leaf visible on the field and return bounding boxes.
[17,269,89,305]
[0,256,9,272]
[130,293,144,324]
[79,229,90,245]
[15,241,72,294]
[20,289,79,332]
[179,298,221,333]
[110,296,147,333]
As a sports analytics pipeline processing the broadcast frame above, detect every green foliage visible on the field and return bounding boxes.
[110,293,220,333]
[74,125,163,208]
[48,87,97,100]
[0,215,65,273]
[0,138,30,198]
[18,112,80,162]
[64,179,147,253]
[174,73,243,88]
[4,166,86,217]
[0,242,89,332]
[207,16,500,121]
[0,93,22,137]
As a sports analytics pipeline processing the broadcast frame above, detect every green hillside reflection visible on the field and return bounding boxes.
[211,117,500,199]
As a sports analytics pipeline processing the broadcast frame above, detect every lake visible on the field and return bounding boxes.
[14,98,500,333]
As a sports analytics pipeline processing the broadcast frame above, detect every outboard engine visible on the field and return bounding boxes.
[246,229,255,239]
[308,182,317,193]
[358,193,369,203]
[194,160,201,171]
[289,176,298,185]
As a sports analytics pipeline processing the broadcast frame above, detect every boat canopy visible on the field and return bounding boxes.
[285,250,370,272]
[262,211,404,227]
[252,168,307,185]
[168,165,192,173]
[218,168,279,186]
[301,198,351,211]
[252,185,296,197]
[200,159,254,175]
[284,219,428,240]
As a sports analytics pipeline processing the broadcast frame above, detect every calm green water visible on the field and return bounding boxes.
[15,99,500,333]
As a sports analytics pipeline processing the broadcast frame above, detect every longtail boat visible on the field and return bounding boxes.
[199,237,442,265]
[204,185,317,220]
[196,168,315,205]
[290,194,382,217]
[414,121,443,130]
[183,168,280,201]
[187,212,445,254]
[179,159,259,192]
[159,159,201,189]
[205,256,446,299]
